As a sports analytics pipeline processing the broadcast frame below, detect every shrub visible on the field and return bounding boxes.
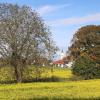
[72,55,100,79]
[0,66,15,83]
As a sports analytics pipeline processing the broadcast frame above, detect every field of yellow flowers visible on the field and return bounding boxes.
[0,68,100,100]
[0,80,100,100]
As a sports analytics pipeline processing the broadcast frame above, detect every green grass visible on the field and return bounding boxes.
[41,68,72,78]
[0,67,100,100]
[0,67,72,83]
[0,79,100,100]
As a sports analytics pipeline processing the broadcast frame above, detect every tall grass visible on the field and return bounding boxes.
[0,79,100,100]
[0,66,72,83]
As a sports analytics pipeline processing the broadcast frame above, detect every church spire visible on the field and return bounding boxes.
[60,50,64,59]
[61,50,63,53]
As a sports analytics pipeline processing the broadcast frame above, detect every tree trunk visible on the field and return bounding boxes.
[14,65,23,83]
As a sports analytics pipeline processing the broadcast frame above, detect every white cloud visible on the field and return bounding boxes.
[36,4,71,16]
[47,13,100,26]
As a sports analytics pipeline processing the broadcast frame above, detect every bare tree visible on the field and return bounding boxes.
[0,3,57,82]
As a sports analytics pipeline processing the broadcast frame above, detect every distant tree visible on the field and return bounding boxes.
[68,25,100,79]
[69,25,100,64]
[0,3,57,82]
[72,54,100,79]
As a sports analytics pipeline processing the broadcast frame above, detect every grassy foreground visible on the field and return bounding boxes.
[0,69,100,100]
[0,79,100,100]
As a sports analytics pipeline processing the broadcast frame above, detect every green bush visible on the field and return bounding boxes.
[23,66,47,82]
[72,55,100,79]
[0,66,15,83]
[0,66,72,83]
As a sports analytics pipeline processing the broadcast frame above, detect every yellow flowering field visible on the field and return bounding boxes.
[0,68,100,100]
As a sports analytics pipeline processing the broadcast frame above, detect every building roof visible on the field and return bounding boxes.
[53,59,65,64]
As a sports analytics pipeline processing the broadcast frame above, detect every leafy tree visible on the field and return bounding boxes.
[68,25,100,79]
[0,3,57,82]
[72,55,100,79]
[69,25,100,64]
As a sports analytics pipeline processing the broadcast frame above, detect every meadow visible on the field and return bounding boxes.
[0,79,100,100]
[0,67,100,100]
[0,66,72,83]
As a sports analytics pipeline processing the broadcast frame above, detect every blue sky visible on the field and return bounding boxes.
[0,0,100,54]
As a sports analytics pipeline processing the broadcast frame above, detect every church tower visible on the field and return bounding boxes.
[60,50,64,59]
